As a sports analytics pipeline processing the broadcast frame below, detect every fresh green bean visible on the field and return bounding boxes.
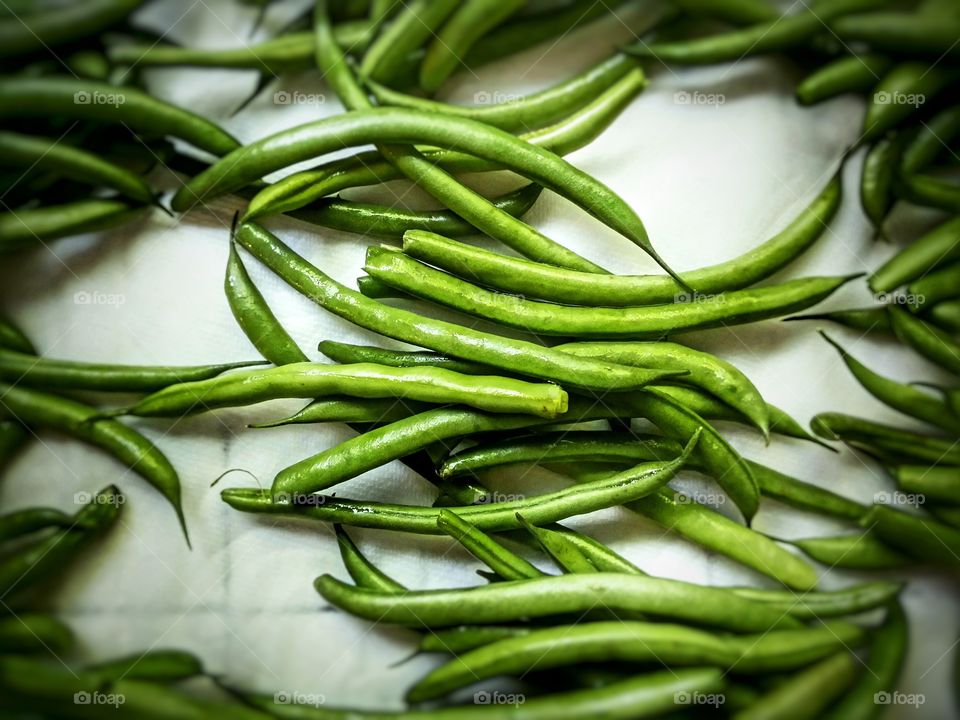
[907,260,960,311]
[860,132,904,236]
[439,510,542,580]
[785,306,892,333]
[515,515,595,574]
[863,504,960,568]
[789,533,908,569]
[812,411,960,464]
[735,651,859,720]
[419,626,528,654]
[0,614,74,654]
[928,299,960,333]
[557,341,769,437]
[899,173,960,214]
[225,243,308,366]
[319,341,491,375]
[0,199,143,252]
[747,462,867,519]
[0,486,122,600]
[0,77,240,157]
[0,0,142,59]
[334,525,405,592]
[892,464,960,505]
[418,0,525,93]
[823,601,908,720]
[401,175,842,305]
[368,53,637,132]
[0,316,34,355]
[889,306,960,375]
[0,131,155,205]
[251,396,428,427]
[869,216,960,293]
[729,580,903,619]
[85,650,205,684]
[900,105,960,174]
[359,0,459,84]
[821,331,960,432]
[0,348,265,393]
[366,246,857,339]
[234,222,675,391]
[315,570,801,632]
[831,11,960,56]
[0,384,186,542]
[625,0,883,64]
[110,362,567,419]
[408,620,864,702]
[0,507,78,542]
[863,63,960,143]
[796,54,893,105]
[502,524,646,576]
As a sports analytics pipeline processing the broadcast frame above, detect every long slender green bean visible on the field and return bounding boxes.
[892,464,960,505]
[438,510,542,581]
[251,396,428,427]
[862,505,960,568]
[359,0,459,84]
[0,200,143,253]
[898,173,960,214]
[319,341,491,375]
[785,306,892,334]
[789,533,909,569]
[889,307,960,375]
[812,411,960,465]
[515,515,595,574]
[796,54,893,105]
[869,216,960,293]
[907,260,960,311]
[900,105,960,174]
[84,650,205,685]
[334,525,405,592]
[729,580,903,619]
[862,63,960,143]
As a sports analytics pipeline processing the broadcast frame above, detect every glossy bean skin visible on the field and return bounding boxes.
[500,523,646,576]
[0,384,186,542]
[0,614,74,654]
[368,53,637,131]
[889,306,960,375]
[439,510,542,581]
[399,175,841,306]
[234,222,673,392]
[892,464,960,505]
[790,533,908,570]
[335,525,406,592]
[113,362,568,419]
[869,216,960,293]
[419,626,528,654]
[0,348,265,393]
[0,131,155,205]
[796,54,893,105]
[735,652,859,720]
[729,581,903,619]
[315,572,802,632]
[359,0,459,84]
[250,396,428,427]
[863,505,960,568]
[785,306,892,334]
[862,63,960,143]
[813,411,960,465]
[907,260,960,311]
[225,243,308,366]
[860,132,904,236]
[821,331,960,433]
[0,200,143,252]
[516,515,595,574]
[319,341,492,375]
[0,77,240,157]
[831,11,960,56]
[408,621,865,702]
[0,508,78,542]
[175,110,681,284]
[0,0,141,59]
[365,247,857,340]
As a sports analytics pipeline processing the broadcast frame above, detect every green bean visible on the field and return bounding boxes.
[292,183,543,238]
[823,601,908,720]
[889,306,960,375]
[831,11,960,56]
[860,132,904,237]
[403,174,842,305]
[251,396,428,427]
[929,299,960,333]
[177,112,681,283]
[900,105,960,174]
[335,525,405,592]
[419,626,528,654]
[907,260,960,312]
[503,524,646,576]
[789,533,909,569]
[0,348,265,393]
[0,384,186,542]
[863,504,960,568]
[230,669,724,720]
[368,53,637,132]
[0,0,141,59]
[0,420,27,472]
[812,411,960,465]
[796,54,893,105]
[110,362,567,419]
[729,580,903,619]
[735,651,859,720]
[624,0,883,65]
[234,222,675,391]
[898,173,960,214]
[0,131,155,206]
[672,0,777,25]
[863,63,960,143]
[0,316,34,355]
[0,614,74,654]
[785,306,892,333]
[515,515,595,574]
[366,246,857,339]
[359,0,459,84]
[319,341,491,375]
[439,510,542,580]
[0,199,143,253]
[557,341,770,437]
[0,77,240,157]
[869,216,960,293]
[0,507,78,542]
[226,243,308,366]
[316,569,800,632]
[0,486,122,600]
[821,331,960,432]
[408,620,864,702]
[418,0,525,93]
[891,464,960,505]
[85,650,205,684]
[747,462,867,519]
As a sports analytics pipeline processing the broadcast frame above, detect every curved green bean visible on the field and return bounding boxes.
[796,54,893,106]
[869,216,960,293]
[0,200,143,252]
[0,507,79,542]
[0,0,141,59]
[0,614,74,654]
[319,340,491,375]
[439,510,542,581]
[419,625,528,654]
[860,132,904,236]
[334,525,405,592]
[892,464,960,505]
[812,410,960,464]
[789,533,908,569]
[863,63,960,143]
[250,396,428,427]
[729,580,903,619]
[359,0,459,84]
[889,306,960,375]
[515,515,595,574]
[863,504,960,568]
[785,306,892,333]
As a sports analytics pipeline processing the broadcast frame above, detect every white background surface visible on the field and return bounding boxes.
[1,0,958,716]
